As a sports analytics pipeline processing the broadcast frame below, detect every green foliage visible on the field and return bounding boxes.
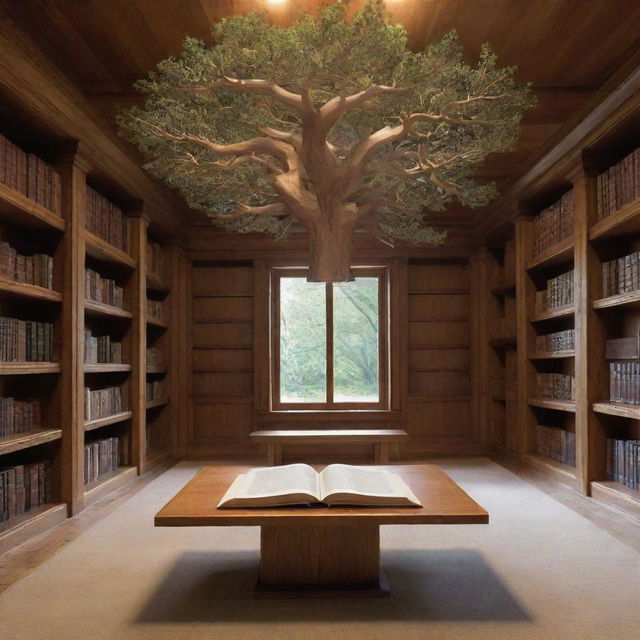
[119,0,535,243]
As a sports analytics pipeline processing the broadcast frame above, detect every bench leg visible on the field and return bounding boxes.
[374,442,390,464]
[266,444,282,466]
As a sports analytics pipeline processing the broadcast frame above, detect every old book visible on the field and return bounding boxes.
[217,463,422,508]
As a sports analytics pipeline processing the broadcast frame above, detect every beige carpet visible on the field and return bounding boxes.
[1,458,639,640]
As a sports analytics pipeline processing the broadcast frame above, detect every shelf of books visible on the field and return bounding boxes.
[515,181,579,488]
[581,131,640,512]
[483,236,518,455]
[0,131,67,550]
[144,235,172,468]
[81,185,138,506]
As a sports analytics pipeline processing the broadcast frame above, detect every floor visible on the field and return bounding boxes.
[1,457,639,640]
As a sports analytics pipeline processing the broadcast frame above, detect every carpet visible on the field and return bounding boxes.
[1,458,639,640]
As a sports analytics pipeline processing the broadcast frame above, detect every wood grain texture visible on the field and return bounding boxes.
[154,464,489,527]
[260,525,380,586]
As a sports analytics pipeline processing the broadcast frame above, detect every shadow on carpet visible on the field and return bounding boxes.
[135,548,531,623]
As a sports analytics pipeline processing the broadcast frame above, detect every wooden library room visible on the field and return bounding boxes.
[1,1,640,638]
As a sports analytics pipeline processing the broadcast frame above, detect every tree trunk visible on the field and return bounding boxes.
[307,219,355,282]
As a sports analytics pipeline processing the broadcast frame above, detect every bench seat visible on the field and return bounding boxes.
[249,429,409,465]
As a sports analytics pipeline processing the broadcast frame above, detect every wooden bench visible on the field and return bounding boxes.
[249,429,409,465]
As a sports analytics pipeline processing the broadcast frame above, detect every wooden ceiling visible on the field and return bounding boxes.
[4,0,640,232]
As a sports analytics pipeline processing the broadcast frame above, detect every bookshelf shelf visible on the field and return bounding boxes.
[590,480,640,519]
[0,362,60,375]
[592,401,640,419]
[146,366,167,375]
[528,397,576,412]
[0,276,62,303]
[529,350,575,360]
[146,271,169,294]
[0,182,65,232]
[83,363,132,373]
[530,305,574,322]
[84,410,133,432]
[0,503,68,554]
[146,315,168,329]
[84,299,133,320]
[83,466,137,507]
[593,290,640,311]
[589,197,640,241]
[146,398,169,410]
[0,428,63,455]
[525,453,576,487]
[526,237,574,271]
[85,231,135,269]
[490,282,516,296]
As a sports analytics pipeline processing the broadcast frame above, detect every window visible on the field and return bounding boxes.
[271,266,389,410]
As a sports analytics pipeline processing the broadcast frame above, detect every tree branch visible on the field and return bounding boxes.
[214,202,289,220]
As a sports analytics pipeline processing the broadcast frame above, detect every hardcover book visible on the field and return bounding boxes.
[217,463,422,508]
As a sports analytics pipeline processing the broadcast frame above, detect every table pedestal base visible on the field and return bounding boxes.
[257,524,388,597]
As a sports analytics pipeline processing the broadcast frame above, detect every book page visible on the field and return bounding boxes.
[319,464,421,506]
[217,463,319,507]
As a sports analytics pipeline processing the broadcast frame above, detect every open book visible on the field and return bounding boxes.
[217,463,422,508]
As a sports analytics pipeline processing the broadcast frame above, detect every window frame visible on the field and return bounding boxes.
[270,265,390,411]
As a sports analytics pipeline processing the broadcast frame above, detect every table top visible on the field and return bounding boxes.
[155,464,489,527]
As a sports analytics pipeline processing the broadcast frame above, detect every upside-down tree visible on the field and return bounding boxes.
[119,1,535,281]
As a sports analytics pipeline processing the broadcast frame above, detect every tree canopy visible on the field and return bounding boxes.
[119,1,535,280]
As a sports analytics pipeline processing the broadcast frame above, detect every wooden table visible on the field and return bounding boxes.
[155,464,488,596]
[249,429,409,465]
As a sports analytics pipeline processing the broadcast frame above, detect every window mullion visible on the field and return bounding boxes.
[326,282,334,406]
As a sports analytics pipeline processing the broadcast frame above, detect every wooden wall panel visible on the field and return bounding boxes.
[407,400,471,438]
[408,321,469,347]
[193,403,254,439]
[192,296,253,322]
[192,323,253,348]
[192,349,253,372]
[192,266,253,296]
[193,372,253,397]
[408,264,469,293]
[408,294,469,321]
[408,349,469,371]
[408,372,470,396]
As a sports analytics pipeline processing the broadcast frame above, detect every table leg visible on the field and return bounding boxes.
[258,525,385,594]
[266,443,282,466]
[374,442,390,464]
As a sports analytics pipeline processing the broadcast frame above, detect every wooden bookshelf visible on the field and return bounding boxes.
[0,182,65,231]
[146,397,169,410]
[530,305,574,322]
[529,351,575,359]
[85,230,135,269]
[526,236,574,271]
[146,271,169,294]
[0,276,62,303]
[84,299,133,320]
[84,410,133,432]
[589,196,640,241]
[0,428,63,455]
[0,362,61,375]
[590,480,640,519]
[593,290,640,310]
[0,503,68,554]
[146,314,167,329]
[83,466,137,507]
[528,398,576,412]
[525,453,577,488]
[83,363,132,373]
[592,402,640,419]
